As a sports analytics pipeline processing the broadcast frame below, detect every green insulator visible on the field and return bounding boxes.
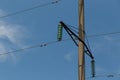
[91,59,95,77]
[57,23,63,41]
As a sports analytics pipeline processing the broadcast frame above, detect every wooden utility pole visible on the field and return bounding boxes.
[78,0,85,80]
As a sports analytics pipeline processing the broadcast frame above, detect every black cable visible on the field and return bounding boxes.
[0,0,61,19]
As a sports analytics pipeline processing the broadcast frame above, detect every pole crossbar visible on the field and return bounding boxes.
[59,21,94,59]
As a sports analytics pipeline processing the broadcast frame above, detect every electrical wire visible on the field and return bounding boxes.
[0,38,71,56]
[86,73,120,79]
[60,21,94,59]
[66,24,78,34]
[0,29,120,56]
[66,24,120,38]
[64,24,120,38]
[67,24,94,57]
[66,24,78,30]
[0,0,61,19]
[88,31,120,38]
[85,32,93,58]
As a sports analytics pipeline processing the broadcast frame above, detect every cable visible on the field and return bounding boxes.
[85,32,93,55]
[65,24,78,34]
[86,73,120,79]
[0,0,61,19]
[60,21,94,59]
[66,24,78,30]
[68,26,78,34]
[65,24,120,38]
[1,31,120,56]
[0,38,71,56]
[65,23,94,59]
[88,31,120,38]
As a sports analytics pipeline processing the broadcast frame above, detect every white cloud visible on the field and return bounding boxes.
[0,21,26,62]
[0,10,26,63]
[103,36,114,41]
[0,9,6,16]
[0,23,25,45]
[95,66,105,73]
[64,51,75,62]
[64,53,72,62]
[9,52,17,64]
[0,44,8,62]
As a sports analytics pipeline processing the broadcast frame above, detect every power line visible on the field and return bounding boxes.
[67,24,120,38]
[87,73,120,79]
[88,31,120,38]
[0,30,120,56]
[0,0,61,19]
[85,32,93,56]
[66,24,78,31]
[0,38,71,56]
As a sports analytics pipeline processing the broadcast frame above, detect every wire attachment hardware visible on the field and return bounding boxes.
[91,59,95,77]
[57,21,95,77]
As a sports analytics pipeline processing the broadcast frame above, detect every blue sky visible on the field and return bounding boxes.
[0,0,120,80]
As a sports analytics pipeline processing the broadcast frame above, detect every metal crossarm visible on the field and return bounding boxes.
[59,21,94,59]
